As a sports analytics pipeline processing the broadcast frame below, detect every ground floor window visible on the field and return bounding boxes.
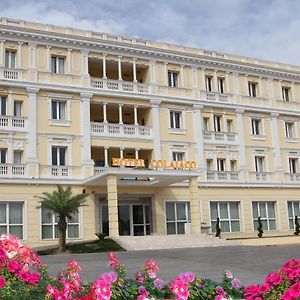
[166,202,191,235]
[288,201,300,229]
[41,207,79,239]
[101,204,150,236]
[252,201,276,231]
[210,202,240,233]
[0,202,23,239]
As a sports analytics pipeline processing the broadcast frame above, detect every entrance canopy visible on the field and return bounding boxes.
[83,168,200,187]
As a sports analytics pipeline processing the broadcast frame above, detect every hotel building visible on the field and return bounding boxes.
[0,17,300,247]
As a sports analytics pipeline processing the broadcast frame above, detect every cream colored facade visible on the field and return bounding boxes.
[1,17,300,247]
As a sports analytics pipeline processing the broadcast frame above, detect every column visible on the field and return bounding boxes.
[28,42,37,69]
[233,73,240,95]
[104,146,109,167]
[235,108,248,180]
[180,65,185,88]
[134,105,138,125]
[268,78,274,99]
[103,102,107,123]
[118,56,122,80]
[150,100,161,160]
[258,77,263,97]
[191,66,197,98]
[189,177,201,233]
[135,148,139,159]
[244,75,248,95]
[66,48,72,74]
[118,104,123,124]
[291,82,295,101]
[7,140,13,164]
[0,40,5,67]
[81,49,89,76]
[133,58,137,82]
[102,54,107,79]
[213,70,218,92]
[46,45,51,72]
[278,80,282,100]
[225,72,230,93]
[17,42,23,69]
[107,175,119,237]
[120,147,124,159]
[149,59,157,84]
[7,90,12,115]
[164,62,168,85]
[201,68,206,90]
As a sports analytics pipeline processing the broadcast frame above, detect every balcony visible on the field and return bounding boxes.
[203,91,230,102]
[285,173,300,182]
[0,164,26,177]
[207,171,239,181]
[249,172,269,182]
[203,131,237,143]
[0,116,28,132]
[0,68,22,80]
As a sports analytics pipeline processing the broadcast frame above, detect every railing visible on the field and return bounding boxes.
[91,78,149,94]
[207,171,239,181]
[249,172,268,181]
[91,122,152,139]
[0,164,26,176]
[205,91,229,102]
[94,167,106,175]
[0,116,27,131]
[203,131,237,143]
[285,173,300,182]
[0,68,22,80]
[51,166,69,177]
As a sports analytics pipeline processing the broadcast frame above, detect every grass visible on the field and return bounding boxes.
[37,238,124,255]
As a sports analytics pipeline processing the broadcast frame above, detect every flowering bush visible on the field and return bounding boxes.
[0,234,299,299]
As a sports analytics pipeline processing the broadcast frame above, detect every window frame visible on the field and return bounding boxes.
[5,50,16,69]
[51,56,65,74]
[172,151,185,161]
[51,146,67,166]
[0,148,7,164]
[168,71,178,88]
[252,201,276,231]
[205,76,212,92]
[255,155,265,173]
[282,86,290,102]
[0,96,7,116]
[251,118,262,135]
[248,82,257,97]
[285,121,295,138]
[287,201,300,230]
[217,77,225,94]
[213,115,222,132]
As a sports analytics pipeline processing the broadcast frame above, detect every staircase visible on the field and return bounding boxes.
[112,234,238,251]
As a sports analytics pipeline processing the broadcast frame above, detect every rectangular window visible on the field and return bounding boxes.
[168,72,178,88]
[217,158,225,171]
[252,201,276,231]
[218,77,225,93]
[52,146,66,166]
[166,202,191,235]
[285,122,295,138]
[227,119,233,133]
[289,158,297,174]
[248,82,257,97]
[203,117,209,131]
[51,56,65,74]
[205,76,212,92]
[213,115,222,132]
[51,101,66,120]
[170,111,181,129]
[206,159,213,170]
[282,87,290,102]
[0,149,7,164]
[5,50,16,69]
[288,201,300,229]
[13,151,22,164]
[210,202,240,233]
[230,160,236,171]
[1,97,6,116]
[251,119,261,135]
[0,202,23,239]
[172,152,184,161]
[13,101,22,117]
[41,206,79,239]
[255,156,264,172]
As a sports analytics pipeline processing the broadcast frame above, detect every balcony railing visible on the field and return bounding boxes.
[0,164,26,176]
[207,171,239,181]
[91,122,152,139]
[91,78,149,94]
[285,173,300,182]
[205,91,229,102]
[0,116,27,131]
[203,131,237,143]
[0,68,22,80]
[248,172,269,182]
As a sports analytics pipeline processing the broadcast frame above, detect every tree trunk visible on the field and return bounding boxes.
[58,216,67,253]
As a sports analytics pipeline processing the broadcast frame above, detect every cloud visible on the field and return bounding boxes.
[0,0,300,65]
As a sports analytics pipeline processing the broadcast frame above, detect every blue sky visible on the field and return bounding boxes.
[1,0,299,65]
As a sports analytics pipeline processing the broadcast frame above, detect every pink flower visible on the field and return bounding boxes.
[280,281,300,300]
[6,259,22,273]
[101,272,117,284]
[138,286,149,296]
[145,259,159,273]
[67,259,81,274]
[93,277,112,300]
[108,252,123,271]
[153,278,164,289]
[170,278,190,300]
[136,272,145,284]
[265,272,283,286]
[178,272,196,283]
[0,276,6,288]
[215,286,227,297]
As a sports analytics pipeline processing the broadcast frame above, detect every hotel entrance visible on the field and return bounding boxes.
[100,203,151,236]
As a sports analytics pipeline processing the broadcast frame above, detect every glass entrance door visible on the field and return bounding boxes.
[132,205,150,236]
[166,202,191,234]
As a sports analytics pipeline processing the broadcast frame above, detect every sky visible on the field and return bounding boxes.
[1,0,300,66]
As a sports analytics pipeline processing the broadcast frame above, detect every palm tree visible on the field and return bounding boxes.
[36,185,88,253]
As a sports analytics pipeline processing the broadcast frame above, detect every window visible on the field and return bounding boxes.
[227,119,233,133]
[0,202,23,239]
[285,122,295,138]
[1,97,6,116]
[203,117,209,131]
[205,76,212,92]
[52,146,66,166]
[251,119,261,135]
[170,111,181,129]
[172,152,185,161]
[218,77,225,93]
[255,156,265,173]
[289,158,298,174]
[41,206,79,239]
[206,159,213,170]
[13,151,22,164]
[0,149,6,164]
[248,82,257,97]
[210,202,240,232]
[252,201,276,231]
[168,72,178,88]
[5,50,16,69]
[282,87,290,102]
[213,115,222,132]
[51,101,66,120]
[51,56,65,74]
[13,101,22,117]
[230,160,236,171]
[166,202,190,235]
[217,158,225,171]
[288,201,300,230]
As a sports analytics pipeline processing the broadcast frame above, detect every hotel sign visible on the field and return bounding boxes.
[112,158,196,170]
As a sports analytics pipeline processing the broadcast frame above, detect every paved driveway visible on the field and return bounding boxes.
[41,244,300,285]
